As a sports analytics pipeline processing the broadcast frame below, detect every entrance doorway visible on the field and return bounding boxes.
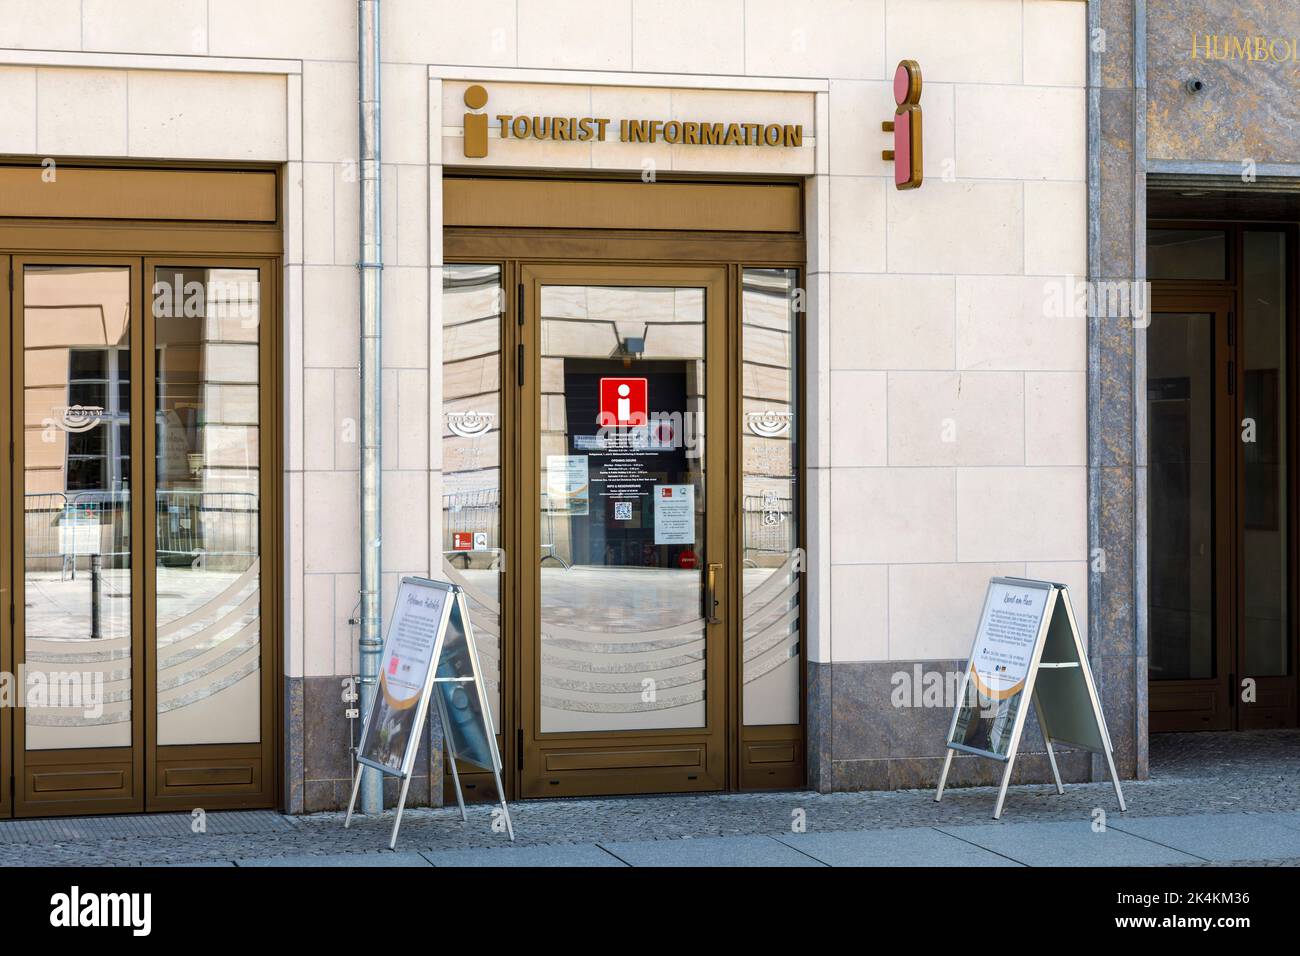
[441,174,807,798]
[1146,223,1298,731]
[0,165,282,817]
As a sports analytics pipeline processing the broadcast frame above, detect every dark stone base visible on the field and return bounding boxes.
[288,675,445,813]
[809,659,1131,792]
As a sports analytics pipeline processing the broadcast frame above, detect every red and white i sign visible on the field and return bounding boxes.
[598,377,648,426]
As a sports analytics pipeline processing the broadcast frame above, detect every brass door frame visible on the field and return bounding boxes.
[517,262,731,797]
[11,254,147,814]
[142,256,280,811]
[0,254,10,818]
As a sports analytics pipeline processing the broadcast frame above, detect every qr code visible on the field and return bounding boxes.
[614,501,632,520]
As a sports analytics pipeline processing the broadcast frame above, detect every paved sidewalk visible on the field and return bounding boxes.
[1,730,1298,866]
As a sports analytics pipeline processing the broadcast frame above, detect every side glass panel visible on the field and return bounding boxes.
[1241,232,1289,677]
[441,264,504,728]
[538,285,707,732]
[1147,229,1228,281]
[1147,311,1215,680]
[741,269,801,726]
[23,265,133,749]
[153,267,261,745]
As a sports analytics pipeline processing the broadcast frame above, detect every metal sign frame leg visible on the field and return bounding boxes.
[934,748,955,802]
[992,749,1019,820]
[389,773,412,850]
[344,760,365,828]
[1032,691,1065,795]
[437,692,469,824]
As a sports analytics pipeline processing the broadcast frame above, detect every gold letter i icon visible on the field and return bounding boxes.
[464,85,488,158]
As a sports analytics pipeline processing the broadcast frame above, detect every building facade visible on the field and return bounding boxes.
[0,0,1291,817]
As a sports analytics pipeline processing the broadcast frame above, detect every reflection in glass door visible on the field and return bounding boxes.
[520,265,728,796]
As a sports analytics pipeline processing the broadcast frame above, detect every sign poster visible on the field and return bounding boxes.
[357,582,450,775]
[434,599,496,770]
[653,484,695,545]
[546,454,590,515]
[948,580,1048,758]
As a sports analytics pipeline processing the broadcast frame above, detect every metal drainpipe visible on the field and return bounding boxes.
[357,0,384,815]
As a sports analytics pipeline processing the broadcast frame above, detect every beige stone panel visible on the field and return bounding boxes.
[383,267,430,370]
[1023,0,1087,87]
[744,0,886,79]
[956,85,1086,181]
[1024,371,1086,466]
[829,176,886,273]
[303,266,360,368]
[386,0,517,66]
[334,369,359,471]
[632,0,745,74]
[830,564,888,661]
[36,68,127,156]
[396,369,429,471]
[303,60,357,163]
[886,181,1023,275]
[333,573,361,675]
[827,79,893,176]
[805,466,831,662]
[0,67,36,153]
[203,343,258,383]
[956,466,1086,562]
[304,470,359,573]
[1024,181,1087,276]
[381,63,429,166]
[917,82,956,181]
[208,0,356,59]
[885,0,1023,84]
[302,162,335,266]
[888,561,1025,660]
[303,573,335,677]
[887,371,1024,467]
[828,370,886,467]
[83,0,207,55]
[303,368,335,471]
[0,0,81,49]
[830,467,956,564]
[383,471,430,571]
[518,0,633,70]
[394,165,428,268]
[955,275,1086,371]
[829,274,955,371]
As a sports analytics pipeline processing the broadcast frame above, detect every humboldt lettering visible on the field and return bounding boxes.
[494,113,803,148]
[1191,32,1299,63]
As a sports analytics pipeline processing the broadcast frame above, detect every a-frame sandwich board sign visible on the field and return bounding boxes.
[345,576,514,848]
[935,576,1127,819]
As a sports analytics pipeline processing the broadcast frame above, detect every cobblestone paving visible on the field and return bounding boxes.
[1,730,1297,866]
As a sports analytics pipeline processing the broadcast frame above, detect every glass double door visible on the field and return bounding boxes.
[1,255,276,816]
[1147,235,1296,730]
